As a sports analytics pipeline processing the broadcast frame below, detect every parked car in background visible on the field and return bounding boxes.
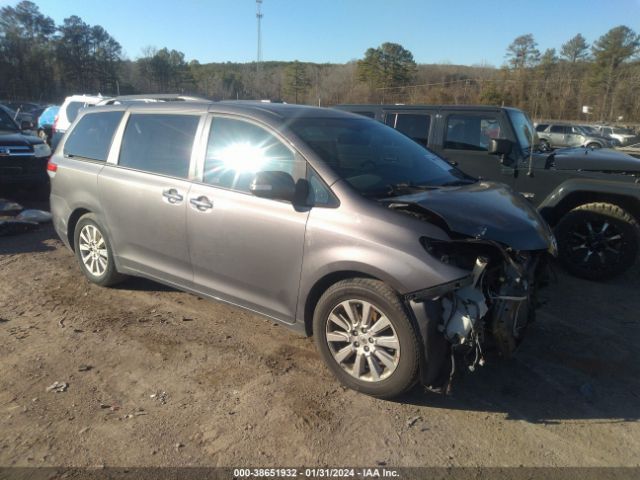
[336,104,640,280]
[578,124,622,147]
[37,105,60,144]
[536,123,614,150]
[49,101,555,398]
[3,101,42,114]
[596,126,639,146]
[0,103,35,129]
[0,104,51,192]
[51,94,106,150]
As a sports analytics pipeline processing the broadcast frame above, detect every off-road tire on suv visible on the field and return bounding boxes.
[313,278,420,399]
[555,202,639,280]
[73,214,126,287]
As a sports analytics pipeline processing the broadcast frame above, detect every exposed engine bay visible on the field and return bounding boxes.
[388,199,552,391]
[421,237,546,384]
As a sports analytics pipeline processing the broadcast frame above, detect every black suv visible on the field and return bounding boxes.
[335,104,640,280]
[0,104,51,192]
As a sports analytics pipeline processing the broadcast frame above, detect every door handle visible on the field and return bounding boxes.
[190,195,213,211]
[162,188,184,204]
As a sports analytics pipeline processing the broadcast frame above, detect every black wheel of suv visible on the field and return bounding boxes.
[555,202,639,280]
[539,139,551,151]
[73,214,126,287]
[313,278,420,399]
[586,142,602,149]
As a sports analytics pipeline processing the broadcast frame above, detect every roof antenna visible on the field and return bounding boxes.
[527,120,535,177]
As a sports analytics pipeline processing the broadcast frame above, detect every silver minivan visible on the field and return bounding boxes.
[49,102,555,398]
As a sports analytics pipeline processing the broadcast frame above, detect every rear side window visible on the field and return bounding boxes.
[65,102,84,123]
[550,125,568,134]
[119,114,200,179]
[63,111,124,161]
[444,115,501,151]
[386,113,431,146]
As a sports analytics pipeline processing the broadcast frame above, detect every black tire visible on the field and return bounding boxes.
[555,202,639,280]
[313,278,420,399]
[73,213,126,287]
[586,142,602,149]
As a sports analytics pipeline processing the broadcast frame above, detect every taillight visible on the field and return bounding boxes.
[52,115,58,133]
[47,158,58,172]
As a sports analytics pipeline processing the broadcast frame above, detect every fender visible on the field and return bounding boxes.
[538,177,640,213]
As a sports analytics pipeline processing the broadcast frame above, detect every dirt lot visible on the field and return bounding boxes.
[1,197,639,470]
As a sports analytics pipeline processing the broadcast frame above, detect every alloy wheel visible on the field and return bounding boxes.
[78,224,108,277]
[325,299,400,382]
[567,220,623,267]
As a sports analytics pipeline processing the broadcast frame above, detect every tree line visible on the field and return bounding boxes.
[1,1,639,122]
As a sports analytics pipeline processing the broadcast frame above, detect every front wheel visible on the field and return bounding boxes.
[313,278,420,399]
[73,214,126,286]
[586,142,602,149]
[555,202,639,280]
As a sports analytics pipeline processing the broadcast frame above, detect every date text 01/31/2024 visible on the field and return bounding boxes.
[233,468,400,478]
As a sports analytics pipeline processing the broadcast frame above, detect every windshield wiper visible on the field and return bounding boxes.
[439,179,476,187]
[386,182,441,196]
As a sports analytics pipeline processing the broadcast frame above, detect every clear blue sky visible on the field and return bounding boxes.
[4,0,640,66]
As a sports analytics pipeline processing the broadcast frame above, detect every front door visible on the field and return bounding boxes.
[437,111,516,188]
[187,115,309,322]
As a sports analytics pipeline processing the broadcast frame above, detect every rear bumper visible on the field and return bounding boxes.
[50,193,72,250]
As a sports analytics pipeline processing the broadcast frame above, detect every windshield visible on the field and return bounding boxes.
[508,109,536,151]
[289,117,473,197]
[0,107,19,132]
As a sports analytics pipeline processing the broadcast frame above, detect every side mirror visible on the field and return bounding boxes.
[488,138,515,167]
[488,138,513,156]
[21,120,33,130]
[250,171,296,202]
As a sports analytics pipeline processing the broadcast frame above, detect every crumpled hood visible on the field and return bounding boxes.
[551,147,640,172]
[382,181,555,252]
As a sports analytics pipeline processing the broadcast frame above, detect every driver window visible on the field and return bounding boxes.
[204,117,300,193]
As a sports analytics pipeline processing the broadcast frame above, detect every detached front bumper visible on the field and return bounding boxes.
[405,247,550,390]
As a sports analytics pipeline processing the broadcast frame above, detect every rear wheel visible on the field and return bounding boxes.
[313,278,420,399]
[73,214,126,286]
[555,202,639,280]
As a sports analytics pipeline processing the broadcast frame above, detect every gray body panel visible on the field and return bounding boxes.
[51,102,552,333]
[98,165,194,285]
[187,182,309,323]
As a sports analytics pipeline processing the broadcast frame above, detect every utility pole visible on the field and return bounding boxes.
[255,0,263,98]
[256,0,263,71]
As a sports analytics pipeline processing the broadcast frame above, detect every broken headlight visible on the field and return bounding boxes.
[420,236,502,271]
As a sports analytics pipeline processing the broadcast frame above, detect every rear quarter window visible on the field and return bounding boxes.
[63,111,124,161]
[65,102,84,123]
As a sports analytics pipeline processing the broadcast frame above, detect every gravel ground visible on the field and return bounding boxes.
[0,198,639,470]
